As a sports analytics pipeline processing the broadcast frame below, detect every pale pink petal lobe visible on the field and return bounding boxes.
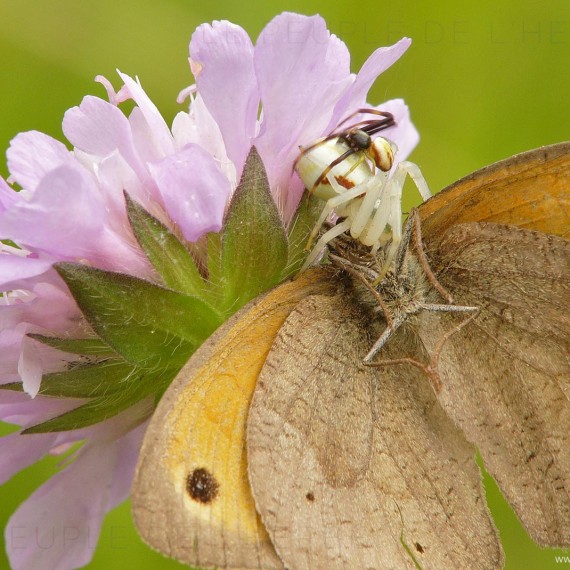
[0,166,105,259]
[62,96,148,181]
[0,257,53,290]
[190,21,258,178]
[149,144,231,242]
[7,132,73,193]
[0,177,18,212]
[0,432,57,485]
[5,429,142,570]
[254,13,352,217]
[330,37,412,128]
[117,72,175,158]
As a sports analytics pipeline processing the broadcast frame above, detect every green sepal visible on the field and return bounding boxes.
[0,383,23,392]
[36,359,136,398]
[26,334,116,356]
[0,359,133,399]
[55,263,222,369]
[282,192,322,279]
[220,147,288,311]
[22,380,156,434]
[125,193,207,297]
[205,230,224,299]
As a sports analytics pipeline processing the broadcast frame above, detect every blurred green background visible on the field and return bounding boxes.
[0,0,568,568]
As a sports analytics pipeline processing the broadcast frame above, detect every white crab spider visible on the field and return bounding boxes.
[295,134,431,279]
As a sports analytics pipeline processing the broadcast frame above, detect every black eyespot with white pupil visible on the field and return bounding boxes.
[186,467,219,504]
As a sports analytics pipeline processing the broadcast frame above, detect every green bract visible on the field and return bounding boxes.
[10,148,314,433]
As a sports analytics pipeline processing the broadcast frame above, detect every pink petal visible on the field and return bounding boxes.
[149,144,231,242]
[0,256,54,290]
[5,427,144,570]
[0,432,58,485]
[189,20,258,180]
[16,281,83,335]
[118,72,175,159]
[107,422,146,505]
[0,280,84,361]
[0,176,18,213]
[0,328,26,377]
[0,391,82,426]
[7,132,73,193]
[254,13,352,216]
[18,336,43,397]
[92,151,137,227]
[172,96,237,186]
[0,166,105,259]
[89,153,157,279]
[62,96,148,182]
[329,38,412,129]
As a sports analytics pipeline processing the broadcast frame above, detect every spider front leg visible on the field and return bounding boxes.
[363,170,403,256]
[349,172,387,240]
[300,217,354,273]
[379,159,431,276]
[398,160,431,201]
[364,159,431,280]
[373,178,404,282]
[305,178,369,251]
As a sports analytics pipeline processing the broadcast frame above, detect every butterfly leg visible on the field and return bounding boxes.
[365,308,480,393]
[407,208,455,303]
[362,313,408,364]
[329,252,395,330]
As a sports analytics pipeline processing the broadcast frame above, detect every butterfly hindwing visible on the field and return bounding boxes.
[247,293,503,570]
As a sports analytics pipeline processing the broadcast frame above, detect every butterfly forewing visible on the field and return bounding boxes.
[132,269,335,570]
[419,142,570,240]
[418,222,570,546]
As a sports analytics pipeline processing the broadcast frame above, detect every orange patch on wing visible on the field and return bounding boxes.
[419,143,570,239]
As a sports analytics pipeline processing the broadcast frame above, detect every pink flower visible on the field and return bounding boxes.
[0,12,420,570]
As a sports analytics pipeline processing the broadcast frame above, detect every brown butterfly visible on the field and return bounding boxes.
[134,142,570,570]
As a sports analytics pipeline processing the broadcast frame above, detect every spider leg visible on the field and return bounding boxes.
[369,166,406,281]
[364,166,404,253]
[335,108,395,131]
[397,160,431,201]
[300,218,353,273]
[339,152,367,181]
[305,181,370,251]
[328,117,395,135]
[350,172,386,239]
[377,195,403,282]
[362,117,397,136]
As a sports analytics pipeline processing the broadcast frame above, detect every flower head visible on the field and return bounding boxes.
[0,12,419,570]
